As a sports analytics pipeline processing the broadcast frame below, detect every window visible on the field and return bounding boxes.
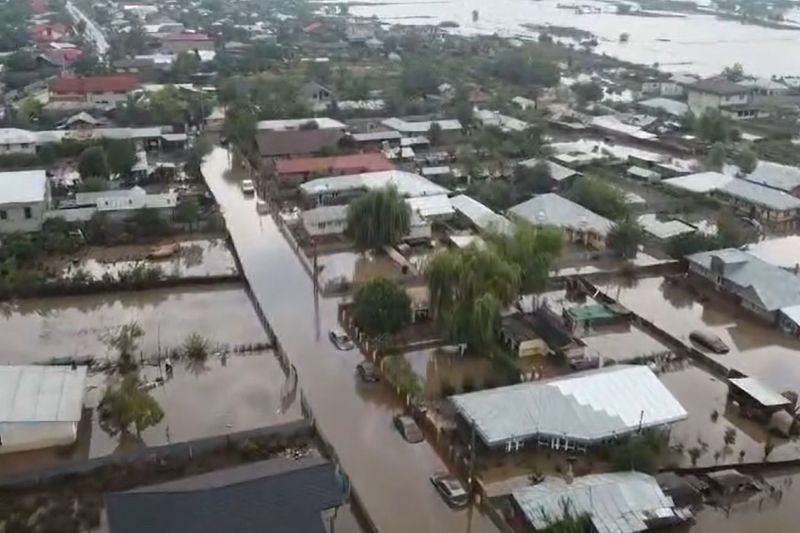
[0,210,6,220]
[24,207,32,219]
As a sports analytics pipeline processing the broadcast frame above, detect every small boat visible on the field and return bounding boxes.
[147,243,180,259]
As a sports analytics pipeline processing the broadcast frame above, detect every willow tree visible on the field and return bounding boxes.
[489,224,563,295]
[347,187,411,251]
[427,245,521,353]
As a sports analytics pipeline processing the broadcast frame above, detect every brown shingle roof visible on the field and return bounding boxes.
[49,75,139,94]
[257,129,344,157]
[687,77,750,96]
[274,153,393,175]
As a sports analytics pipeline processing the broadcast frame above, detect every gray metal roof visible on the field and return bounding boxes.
[687,77,750,96]
[450,194,514,235]
[720,178,800,211]
[350,130,402,143]
[638,97,689,117]
[688,248,800,311]
[450,365,687,446]
[518,159,579,182]
[513,472,679,533]
[729,377,790,407]
[663,172,732,193]
[637,214,696,240]
[381,117,462,133]
[743,161,800,193]
[508,193,614,237]
[256,117,346,131]
[0,170,48,205]
[299,170,449,199]
[0,365,87,423]
[107,456,345,533]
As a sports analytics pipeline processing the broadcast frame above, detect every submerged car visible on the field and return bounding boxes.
[329,329,355,350]
[689,330,729,354]
[241,179,255,194]
[356,361,380,383]
[393,414,424,443]
[430,472,469,508]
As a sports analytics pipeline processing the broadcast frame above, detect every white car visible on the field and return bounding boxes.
[241,179,255,194]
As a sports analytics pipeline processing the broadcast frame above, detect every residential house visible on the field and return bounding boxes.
[0,170,50,233]
[57,112,104,130]
[664,172,800,228]
[0,128,38,155]
[508,193,614,250]
[406,194,455,222]
[256,118,346,159]
[499,313,549,358]
[637,214,697,241]
[48,75,140,106]
[517,158,580,191]
[299,170,448,206]
[450,365,687,454]
[302,204,348,237]
[159,32,215,53]
[38,47,84,68]
[299,81,335,108]
[687,248,800,331]
[511,472,691,533]
[740,161,800,196]
[51,186,177,222]
[106,456,347,533]
[381,117,463,143]
[686,77,758,120]
[273,153,394,186]
[449,194,514,235]
[30,23,68,43]
[473,109,529,133]
[349,130,403,150]
[0,365,87,454]
[512,96,537,111]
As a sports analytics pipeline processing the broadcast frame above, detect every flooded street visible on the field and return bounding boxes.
[347,0,800,77]
[0,283,267,364]
[201,148,498,533]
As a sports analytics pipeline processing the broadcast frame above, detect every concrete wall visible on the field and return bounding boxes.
[0,420,77,454]
[0,142,36,155]
[0,200,47,233]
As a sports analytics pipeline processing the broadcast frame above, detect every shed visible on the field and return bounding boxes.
[0,365,87,453]
[500,313,549,358]
[728,376,791,417]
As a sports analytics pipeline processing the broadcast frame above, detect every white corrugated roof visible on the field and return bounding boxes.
[406,194,454,219]
[381,117,462,133]
[256,117,345,131]
[663,172,733,193]
[451,365,687,446]
[0,170,48,205]
[513,472,679,533]
[638,214,696,240]
[509,193,614,237]
[0,128,38,145]
[0,366,87,423]
[301,204,348,226]
[450,194,514,235]
[299,170,449,198]
[730,377,790,407]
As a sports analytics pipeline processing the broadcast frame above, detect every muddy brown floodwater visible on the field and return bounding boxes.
[201,148,499,533]
[0,283,266,364]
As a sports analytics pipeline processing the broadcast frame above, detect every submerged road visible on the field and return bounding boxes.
[202,148,498,533]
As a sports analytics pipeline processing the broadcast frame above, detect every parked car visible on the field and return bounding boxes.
[430,472,469,508]
[241,179,255,194]
[356,361,380,383]
[393,414,424,443]
[689,330,729,354]
[329,329,354,350]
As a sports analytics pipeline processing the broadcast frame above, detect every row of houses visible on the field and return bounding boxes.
[0,125,187,156]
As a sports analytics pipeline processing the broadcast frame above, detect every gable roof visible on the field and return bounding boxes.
[0,365,87,423]
[451,365,687,446]
[299,170,448,198]
[49,75,139,94]
[107,456,345,533]
[275,153,393,176]
[687,77,750,96]
[257,129,344,157]
[743,161,800,193]
[449,194,514,235]
[513,472,681,533]
[508,193,614,237]
[0,170,48,205]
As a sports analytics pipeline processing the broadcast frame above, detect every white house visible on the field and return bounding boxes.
[686,77,754,119]
[0,128,38,155]
[0,365,87,454]
[50,186,178,222]
[0,170,50,233]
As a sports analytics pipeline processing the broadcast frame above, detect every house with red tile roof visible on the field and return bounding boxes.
[49,75,140,105]
[273,153,394,185]
[160,32,215,53]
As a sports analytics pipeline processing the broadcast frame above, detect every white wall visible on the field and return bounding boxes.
[0,201,47,233]
[0,142,36,155]
[0,420,78,453]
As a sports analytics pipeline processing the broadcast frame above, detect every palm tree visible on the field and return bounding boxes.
[347,187,411,251]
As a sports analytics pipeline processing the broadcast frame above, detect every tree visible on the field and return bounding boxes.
[706,142,727,171]
[666,233,724,258]
[514,160,554,197]
[489,224,563,295]
[353,278,412,337]
[717,211,745,247]
[223,99,257,153]
[73,53,102,76]
[735,147,758,175]
[427,246,520,352]
[185,137,212,178]
[347,187,411,250]
[105,322,144,369]
[466,179,513,212]
[98,373,164,437]
[149,86,186,125]
[131,208,169,237]
[722,63,745,82]
[486,50,560,87]
[608,218,644,259]
[428,122,444,146]
[104,140,138,178]
[77,177,112,192]
[610,436,658,473]
[696,109,730,143]
[173,50,200,80]
[18,97,43,124]
[572,81,604,104]
[568,176,629,221]
[400,58,441,96]
[688,446,703,466]
[183,332,210,372]
[175,196,202,225]
[78,146,110,179]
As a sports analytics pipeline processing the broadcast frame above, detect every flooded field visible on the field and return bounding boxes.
[611,276,800,393]
[53,237,237,280]
[0,283,267,364]
[404,347,497,399]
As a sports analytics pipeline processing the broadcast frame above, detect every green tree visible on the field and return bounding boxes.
[400,58,441,96]
[346,187,411,250]
[735,147,758,175]
[466,179,513,212]
[105,322,144,369]
[486,50,560,87]
[77,177,112,192]
[489,224,563,294]
[185,137,212,178]
[666,233,724,258]
[78,146,110,179]
[568,176,629,221]
[353,278,412,336]
[132,208,169,237]
[608,218,644,259]
[610,436,658,473]
[426,246,520,352]
[696,109,730,143]
[18,97,43,124]
[717,211,745,247]
[223,99,257,153]
[514,160,554,197]
[706,142,727,171]
[722,63,745,82]
[99,373,165,437]
[175,196,202,225]
[428,122,444,146]
[572,81,604,104]
[103,140,138,178]
[173,50,200,80]
[150,86,186,125]
[183,332,211,371]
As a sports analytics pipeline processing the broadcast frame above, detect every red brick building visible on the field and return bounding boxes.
[49,75,140,105]
[273,153,394,185]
